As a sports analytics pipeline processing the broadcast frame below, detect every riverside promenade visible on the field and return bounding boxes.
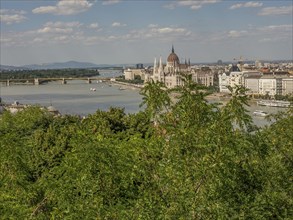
[109,80,144,90]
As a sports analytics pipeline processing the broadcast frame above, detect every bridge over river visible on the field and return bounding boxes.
[0,77,113,86]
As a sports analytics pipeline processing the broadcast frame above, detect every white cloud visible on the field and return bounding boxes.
[45,21,82,28]
[177,1,198,7]
[224,24,292,42]
[89,23,99,29]
[84,36,98,44]
[167,0,221,10]
[230,1,263,10]
[27,21,85,45]
[112,22,127,27]
[38,26,73,34]
[190,5,202,10]
[33,37,45,43]
[153,27,186,34]
[0,9,27,24]
[258,6,293,16]
[258,24,292,32]
[122,25,192,42]
[37,21,81,34]
[203,23,293,44]
[148,24,159,28]
[102,0,121,5]
[228,30,248,38]
[32,0,93,15]
[54,35,69,42]
[107,35,118,40]
[71,25,193,44]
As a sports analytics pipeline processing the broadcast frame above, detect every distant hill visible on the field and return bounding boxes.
[0,65,29,71]
[22,61,105,70]
[0,61,148,71]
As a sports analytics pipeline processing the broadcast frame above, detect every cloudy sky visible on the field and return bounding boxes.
[1,0,292,66]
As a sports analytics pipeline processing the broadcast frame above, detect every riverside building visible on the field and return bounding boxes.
[145,46,191,88]
[145,46,216,88]
[218,67,293,96]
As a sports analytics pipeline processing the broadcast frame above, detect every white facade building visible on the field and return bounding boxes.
[218,71,244,93]
[219,70,265,94]
[258,78,277,96]
[218,72,231,93]
[282,78,293,95]
[229,71,244,88]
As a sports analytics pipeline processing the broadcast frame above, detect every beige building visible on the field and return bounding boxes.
[124,68,146,80]
[243,72,263,95]
[191,67,214,87]
[244,76,261,95]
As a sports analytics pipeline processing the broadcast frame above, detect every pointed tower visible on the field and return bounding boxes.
[153,57,157,75]
[158,56,164,81]
[159,56,163,72]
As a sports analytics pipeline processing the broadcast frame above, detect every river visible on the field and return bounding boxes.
[0,70,289,127]
[0,79,142,116]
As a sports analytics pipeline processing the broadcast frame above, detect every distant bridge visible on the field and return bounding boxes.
[0,77,113,86]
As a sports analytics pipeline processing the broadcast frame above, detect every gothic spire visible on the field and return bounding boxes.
[159,56,163,75]
[172,45,174,53]
[153,57,157,75]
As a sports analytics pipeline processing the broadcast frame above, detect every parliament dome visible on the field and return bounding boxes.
[167,46,180,64]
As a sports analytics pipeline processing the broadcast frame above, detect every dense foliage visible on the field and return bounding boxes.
[0,77,292,219]
[0,69,100,80]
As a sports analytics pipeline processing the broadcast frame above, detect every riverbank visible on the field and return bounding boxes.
[109,80,144,90]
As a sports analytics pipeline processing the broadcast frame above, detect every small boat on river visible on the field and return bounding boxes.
[257,100,291,108]
[253,110,269,117]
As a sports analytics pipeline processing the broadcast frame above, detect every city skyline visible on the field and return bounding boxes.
[1,0,292,66]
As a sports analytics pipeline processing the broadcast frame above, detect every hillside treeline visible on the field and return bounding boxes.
[0,68,100,79]
[0,77,292,219]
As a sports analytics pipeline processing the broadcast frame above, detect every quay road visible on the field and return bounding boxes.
[0,77,112,86]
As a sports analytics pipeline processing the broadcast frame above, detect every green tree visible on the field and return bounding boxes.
[0,81,292,219]
[140,80,171,122]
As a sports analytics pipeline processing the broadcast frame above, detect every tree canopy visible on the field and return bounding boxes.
[0,78,292,219]
[0,69,100,80]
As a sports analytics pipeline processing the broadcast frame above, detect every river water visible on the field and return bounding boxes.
[0,70,142,116]
[0,70,288,127]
